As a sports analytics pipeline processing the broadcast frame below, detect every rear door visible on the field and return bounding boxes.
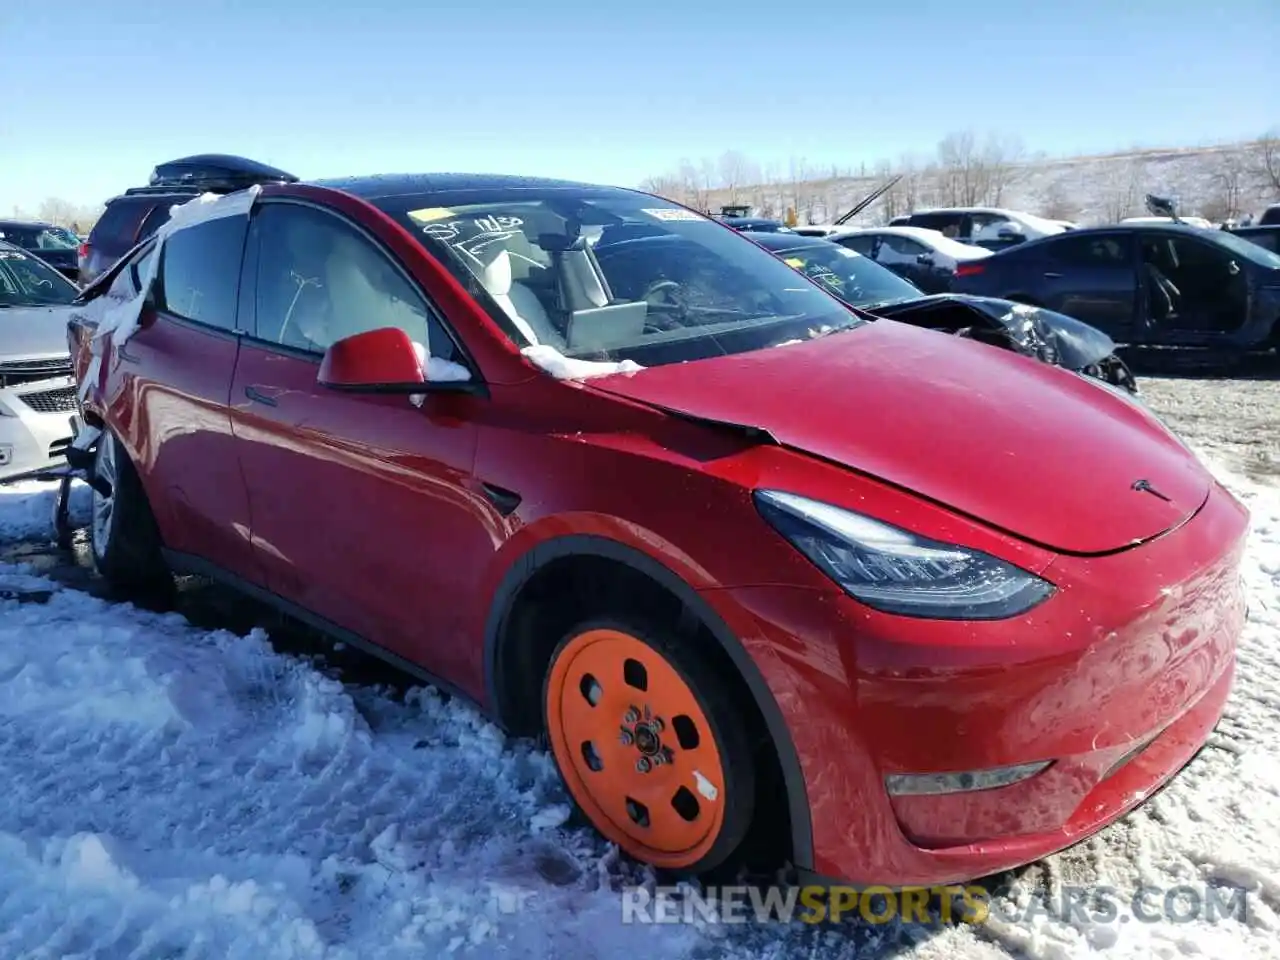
[229,199,491,686]
[1029,232,1139,340]
[108,211,257,578]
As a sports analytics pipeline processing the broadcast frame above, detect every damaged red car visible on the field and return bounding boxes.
[65,162,1249,888]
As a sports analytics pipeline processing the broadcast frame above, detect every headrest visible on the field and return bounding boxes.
[481,249,513,297]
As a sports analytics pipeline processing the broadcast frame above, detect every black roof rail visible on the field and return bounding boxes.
[144,154,299,194]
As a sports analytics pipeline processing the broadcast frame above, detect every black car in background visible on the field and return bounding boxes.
[1229,225,1280,254]
[79,153,298,286]
[749,232,1136,391]
[950,224,1280,356]
[0,220,80,281]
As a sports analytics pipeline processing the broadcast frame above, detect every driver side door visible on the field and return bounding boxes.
[228,199,492,687]
[1156,233,1250,341]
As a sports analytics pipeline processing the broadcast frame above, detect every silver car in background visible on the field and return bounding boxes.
[0,242,79,479]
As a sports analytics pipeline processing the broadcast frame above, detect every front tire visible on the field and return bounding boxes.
[90,431,171,596]
[542,616,756,875]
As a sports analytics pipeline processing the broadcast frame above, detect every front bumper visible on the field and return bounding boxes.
[701,479,1249,886]
[0,376,79,481]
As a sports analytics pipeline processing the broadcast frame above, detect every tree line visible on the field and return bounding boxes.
[640,129,1280,226]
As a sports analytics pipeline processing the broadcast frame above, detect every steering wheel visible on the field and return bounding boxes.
[642,279,688,329]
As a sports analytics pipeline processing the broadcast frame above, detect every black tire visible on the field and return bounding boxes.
[89,431,171,597]
[541,612,756,877]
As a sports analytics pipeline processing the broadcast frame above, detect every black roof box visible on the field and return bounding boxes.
[140,154,299,194]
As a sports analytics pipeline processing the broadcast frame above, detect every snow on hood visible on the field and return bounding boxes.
[77,187,262,403]
[521,345,643,380]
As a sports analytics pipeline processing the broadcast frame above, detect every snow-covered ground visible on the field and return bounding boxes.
[0,455,1276,959]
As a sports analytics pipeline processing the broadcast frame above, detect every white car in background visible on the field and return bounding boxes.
[824,225,990,294]
[889,206,1071,251]
[0,242,80,480]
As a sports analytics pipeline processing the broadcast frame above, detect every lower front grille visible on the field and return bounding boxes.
[19,385,79,414]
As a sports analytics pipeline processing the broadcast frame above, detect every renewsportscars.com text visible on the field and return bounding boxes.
[621,883,1249,927]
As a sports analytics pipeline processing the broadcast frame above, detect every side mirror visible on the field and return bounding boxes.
[318,327,478,395]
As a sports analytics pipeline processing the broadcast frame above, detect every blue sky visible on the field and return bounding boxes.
[2,0,1277,212]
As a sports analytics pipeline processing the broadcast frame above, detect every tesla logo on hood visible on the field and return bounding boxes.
[1131,478,1172,502]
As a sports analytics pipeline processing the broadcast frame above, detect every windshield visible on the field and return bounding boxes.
[1209,228,1280,269]
[0,225,78,251]
[0,247,79,306]
[769,241,922,307]
[377,189,860,367]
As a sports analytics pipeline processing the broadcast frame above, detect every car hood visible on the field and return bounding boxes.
[0,305,76,361]
[587,319,1209,555]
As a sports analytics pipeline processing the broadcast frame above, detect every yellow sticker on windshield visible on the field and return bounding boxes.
[408,207,456,223]
[784,258,806,268]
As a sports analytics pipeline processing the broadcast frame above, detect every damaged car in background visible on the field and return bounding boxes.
[750,231,1138,392]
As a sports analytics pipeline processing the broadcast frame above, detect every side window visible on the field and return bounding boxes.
[1167,236,1230,272]
[1044,234,1130,267]
[912,213,963,238]
[886,236,928,257]
[249,203,461,363]
[837,235,876,256]
[157,215,248,330]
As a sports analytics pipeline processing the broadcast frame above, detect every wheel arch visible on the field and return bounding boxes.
[483,533,815,873]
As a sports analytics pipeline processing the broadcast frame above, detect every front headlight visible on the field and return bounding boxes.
[754,490,1054,619]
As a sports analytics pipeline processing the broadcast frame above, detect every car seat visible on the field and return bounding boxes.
[479,248,559,345]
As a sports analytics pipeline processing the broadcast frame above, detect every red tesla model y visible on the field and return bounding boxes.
[67,165,1249,888]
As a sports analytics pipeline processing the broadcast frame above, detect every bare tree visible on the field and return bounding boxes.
[1041,180,1079,222]
[698,159,717,212]
[788,156,813,224]
[1205,149,1248,221]
[1100,159,1145,222]
[936,130,992,206]
[1256,129,1280,198]
[638,174,685,204]
[983,133,1026,206]
[717,150,756,206]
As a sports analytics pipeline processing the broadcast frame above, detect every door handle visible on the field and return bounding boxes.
[244,385,278,407]
[1043,272,1063,279]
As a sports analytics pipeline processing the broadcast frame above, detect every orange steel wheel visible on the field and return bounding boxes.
[544,624,745,871]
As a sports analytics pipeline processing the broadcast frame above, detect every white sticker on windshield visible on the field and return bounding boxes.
[837,247,861,258]
[642,208,705,222]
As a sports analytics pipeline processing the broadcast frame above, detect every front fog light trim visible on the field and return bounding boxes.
[885,760,1052,797]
